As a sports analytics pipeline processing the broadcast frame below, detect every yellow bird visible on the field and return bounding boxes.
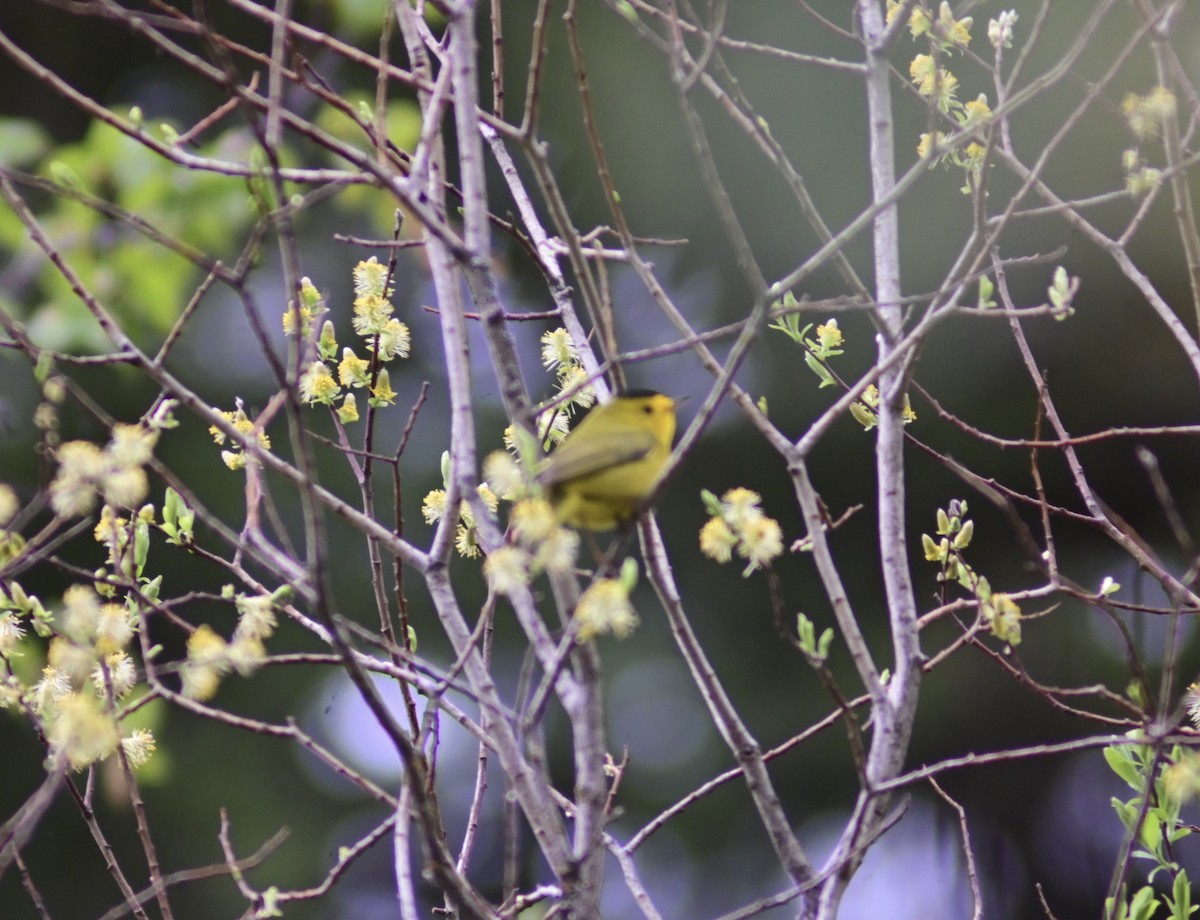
[539,390,677,530]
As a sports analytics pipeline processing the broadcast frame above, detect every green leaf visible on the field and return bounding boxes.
[134,519,150,577]
[258,886,283,918]
[141,575,162,604]
[974,575,991,601]
[797,613,816,655]
[1048,265,1077,320]
[162,488,194,545]
[952,519,974,549]
[1130,884,1161,920]
[849,402,877,430]
[34,351,55,384]
[618,557,639,593]
[817,627,834,660]
[162,490,177,531]
[804,351,836,388]
[977,275,996,309]
[1140,811,1163,855]
[1110,796,1140,832]
[1171,870,1194,919]
[47,159,87,193]
[1105,745,1145,791]
[767,296,805,343]
[700,489,724,517]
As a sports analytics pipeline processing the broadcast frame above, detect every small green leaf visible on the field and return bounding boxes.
[817,627,834,660]
[767,309,804,344]
[1105,745,1145,791]
[141,575,162,603]
[796,613,833,663]
[48,159,86,192]
[978,275,996,309]
[618,557,639,593]
[1171,870,1193,919]
[1129,884,1160,920]
[974,575,991,601]
[134,519,151,576]
[161,488,194,545]
[700,489,724,517]
[1140,811,1163,854]
[952,519,974,549]
[1110,797,1140,833]
[258,886,284,918]
[34,352,55,384]
[1048,266,1078,320]
[797,613,814,650]
[849,402,877,430]
[804,351,836,388]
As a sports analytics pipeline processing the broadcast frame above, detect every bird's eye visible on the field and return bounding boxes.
[643,405,653,414]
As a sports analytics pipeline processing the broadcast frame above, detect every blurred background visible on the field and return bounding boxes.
[2,1,1200,917]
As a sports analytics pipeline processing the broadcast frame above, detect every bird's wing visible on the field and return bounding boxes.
[537,429,656,487]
